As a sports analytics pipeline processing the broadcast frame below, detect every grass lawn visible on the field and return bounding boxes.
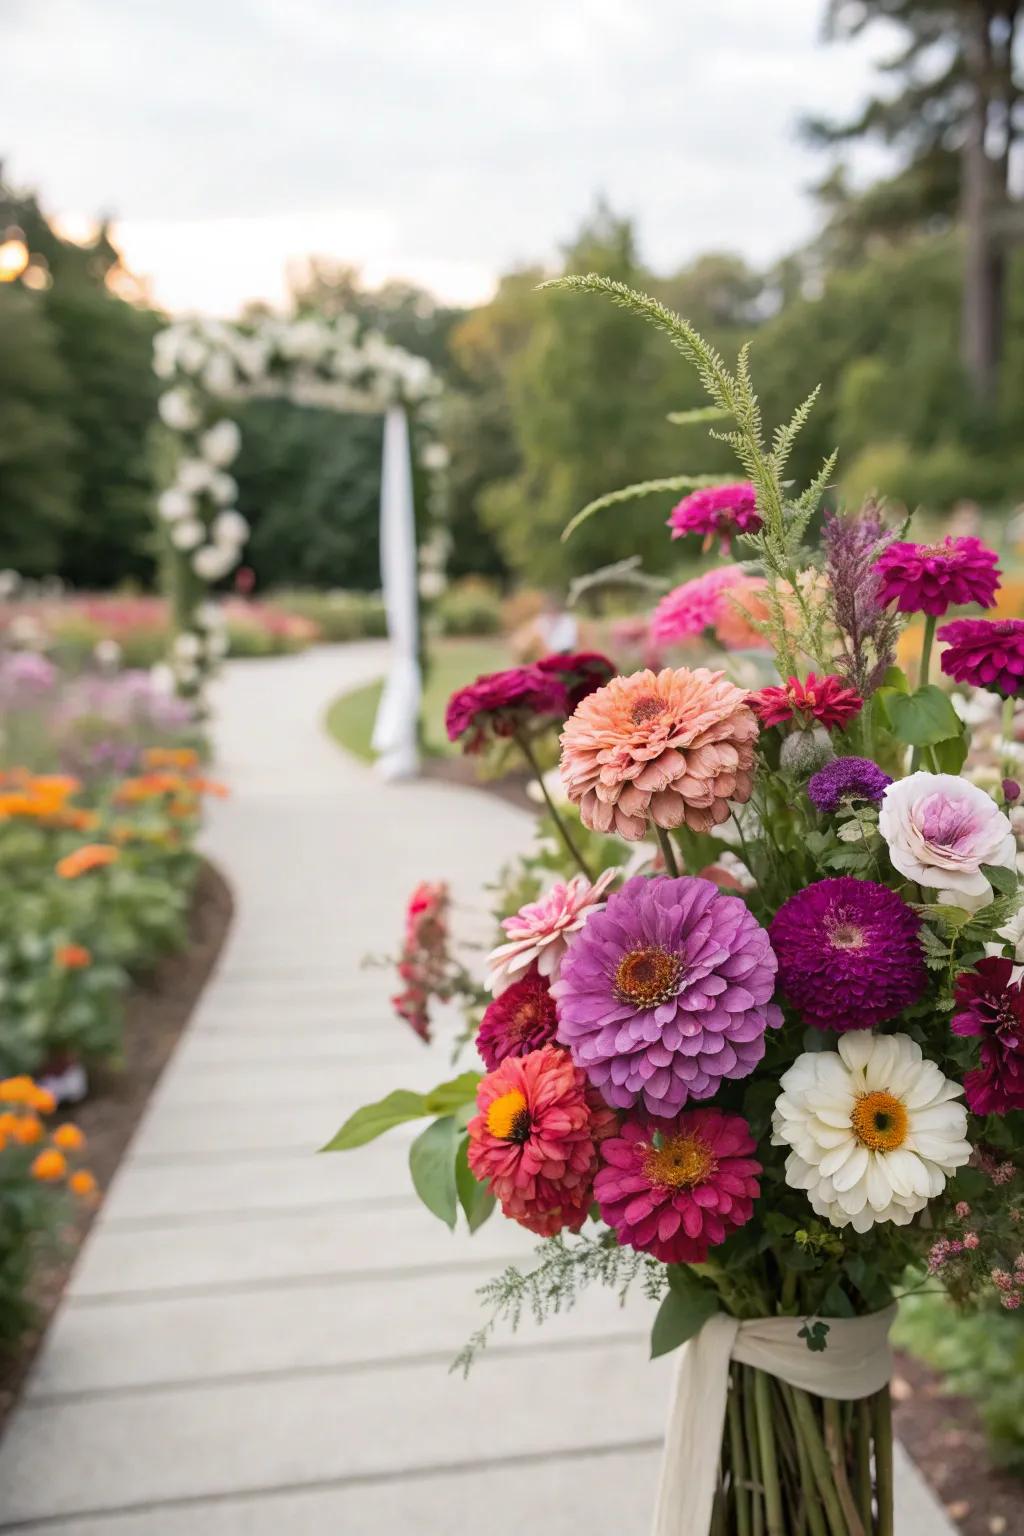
[325,637,512,762]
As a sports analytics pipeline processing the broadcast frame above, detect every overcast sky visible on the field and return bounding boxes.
[4,0,895,314]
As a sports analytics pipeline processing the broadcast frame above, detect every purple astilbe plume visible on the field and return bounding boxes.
[822,504,901,697]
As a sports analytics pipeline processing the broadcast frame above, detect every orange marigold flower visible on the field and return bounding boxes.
[143,747,199,771]
[31,1086,56,1114]
[56,943,92,970]
[0,1076,36,1105]
[559,666,759,840]
[56,843,119,880]
[31,1148,66,1181]
[69,1169,98,1200]
[13,1115,44,1145]
[53,1123,85,1151]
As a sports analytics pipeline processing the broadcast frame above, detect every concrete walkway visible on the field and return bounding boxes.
[0,646,953,1534]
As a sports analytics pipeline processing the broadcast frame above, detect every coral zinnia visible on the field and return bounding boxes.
[874,536,1000,616]
[769,877,926,1032]
[773,1032,970,1232]
[952,957,1024,1115]
[649,567,747,647]
[445,666,568,753]
[595,1108,761,1263]
[536,651,617,710]
[476,967,559,1069]
[807,757,893,815]
[486,869,617,993]
[559,667,758,840]
[667,482,761,551]
[749,674,863,732]
[466,1045,615,1236]
[940,618,1024,699]
[553,874,780,1117]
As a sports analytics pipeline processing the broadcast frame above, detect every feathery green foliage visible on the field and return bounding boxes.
[561,473,727,543]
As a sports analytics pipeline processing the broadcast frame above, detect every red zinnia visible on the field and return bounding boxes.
[445,667,568,753]
[476,967,559,1069]
[749,673,863,731]
[536,651,617,711]
[952,957,1024,1116]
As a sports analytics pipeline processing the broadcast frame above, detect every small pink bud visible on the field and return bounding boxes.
[1003,778,1021,804]
[1001,1293,1021,1310]
[955,1201,972,1220]
[963,1231,979,1250]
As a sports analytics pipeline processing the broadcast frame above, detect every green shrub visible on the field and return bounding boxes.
[271,588,387,642]
[435,577,502,636]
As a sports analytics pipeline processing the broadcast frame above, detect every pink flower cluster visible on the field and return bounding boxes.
[392,881,451,1042]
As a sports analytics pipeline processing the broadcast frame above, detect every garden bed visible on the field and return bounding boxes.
[0,858,233,1433]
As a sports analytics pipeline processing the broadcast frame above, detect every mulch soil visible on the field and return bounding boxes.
[0,859,233,1436]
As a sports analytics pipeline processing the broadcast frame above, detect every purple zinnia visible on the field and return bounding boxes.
[476,967,559,1070]
[769,877,926,1032]
[552,874,781,1119]
[939,618,1024,699]
[807,757,893,815]
[952,957,1024,1116]
[874,536,1001,616]
[445,666,568,753]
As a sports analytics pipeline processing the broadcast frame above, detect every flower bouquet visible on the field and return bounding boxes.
[327,280,1024,1536]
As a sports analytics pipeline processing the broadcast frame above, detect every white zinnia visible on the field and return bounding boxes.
[157,488,193,523]
[158,388,201,432]
[878,772,1016,912]
[170,519,205,552]
[200,420,242,468]
[772,1032,970,1234]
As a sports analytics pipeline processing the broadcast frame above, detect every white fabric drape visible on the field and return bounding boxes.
[372,404,421,780]
[651,1305,897,1536]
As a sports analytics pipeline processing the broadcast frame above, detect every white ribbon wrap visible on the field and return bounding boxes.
[372,404,421,780]
[651,1306,898,1536]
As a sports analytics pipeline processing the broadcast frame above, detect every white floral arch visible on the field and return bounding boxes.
[152,313,442,776]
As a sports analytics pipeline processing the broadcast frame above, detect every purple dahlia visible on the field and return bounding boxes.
[552,874,781,1118]
[769,877,926,1032]
[874,536,1000,616]
[939,618,1024,699]
[807,756,893,815]
[952,957,1024,1116]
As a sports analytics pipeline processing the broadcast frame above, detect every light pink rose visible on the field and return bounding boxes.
[879,772,1016,912]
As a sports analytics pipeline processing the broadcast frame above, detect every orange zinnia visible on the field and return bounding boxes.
[31,1149,67,1181]
[56,844,119,880]
[0,1076,35,1105]
[12,1115,43,1145]
[143,746,199,771]
[56,943,92,970]
[53,1123,85,1151]
[69,1169,98,1199]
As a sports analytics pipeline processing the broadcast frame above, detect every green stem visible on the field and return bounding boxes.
[782,1385,828,1536]
[1002,694,1017,781]
[729,1373,753,1536]
[744,1367,765,1536]
[655,823,681,877]
[872,1387,895,1536]
[789,1388,851,1536]
[754,1369,785,1536]
[909,613,937,773]
[824,1400,866,1536]
[854,1399,873,1535]
[515,731,592,880]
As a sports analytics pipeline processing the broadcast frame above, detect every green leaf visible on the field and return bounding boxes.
[650,1281,718,1359]
[409,1116,460,1229]
[424,1071,483,1115]
[981,862,1019,898]
[932,733,968,774]
[884,685,963,748]
[799,1320,831,1353]
[320,1089,426,1151]
[455,1135,496,1233]
[561,474,728,543]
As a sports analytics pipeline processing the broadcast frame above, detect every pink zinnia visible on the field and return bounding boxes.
[668,483,761,551]
[476,967,559,1069]
[486,869,617,993]
[749,673,863,732]
[466,1045,616,1236]
[874,536,1001,616]
[445,666,568,753]
[650,567,746,647]
[940,618,1024,699]
[594,1108,761,1263]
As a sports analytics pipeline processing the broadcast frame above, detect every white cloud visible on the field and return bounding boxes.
[5,0,898,313]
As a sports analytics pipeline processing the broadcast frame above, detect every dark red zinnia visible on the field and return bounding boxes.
[476,967,559,1070]
[445,666,568,752]
[940,618,1024,699]
[536,650,617,711]
[749,673,863,732]
[952,957,1024,1116]
[874,537,1001,616]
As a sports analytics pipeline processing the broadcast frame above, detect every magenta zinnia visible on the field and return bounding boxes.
[874,536,1001,616]
[476,967,559,1070]
[769,877,926,1032]
[553,874,780,1117]
[939,618,1024,699]
[445,666,568,753]
[536,650,617,710]
[594,1108,761,1263]
[466,1045,615,1236]
[952,957,1024,1116]
[667,482,761,551]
